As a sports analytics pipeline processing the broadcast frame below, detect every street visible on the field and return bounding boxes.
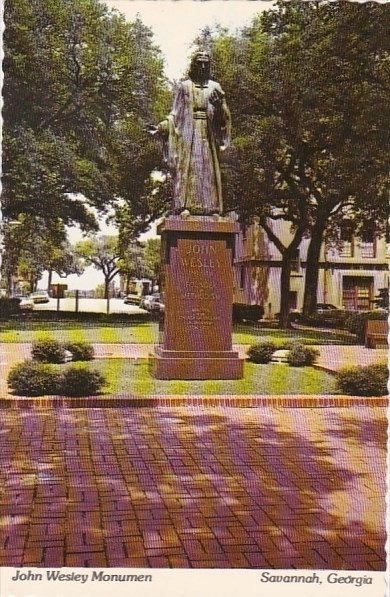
[33,298,146,315]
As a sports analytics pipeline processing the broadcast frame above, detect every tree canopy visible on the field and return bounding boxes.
[198,1,390,325]
[2,0,170,291]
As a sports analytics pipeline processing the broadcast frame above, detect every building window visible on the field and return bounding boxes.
[339,221,355,257]
[359,222,376,258]
[291,249,300,272]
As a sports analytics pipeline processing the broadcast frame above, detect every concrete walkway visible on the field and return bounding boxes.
[0,404,386,570]
[3,341,387,366]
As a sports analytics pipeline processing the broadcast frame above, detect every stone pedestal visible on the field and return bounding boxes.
[151,216,244,379]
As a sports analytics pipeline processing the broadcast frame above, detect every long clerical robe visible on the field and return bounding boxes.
[160,78,231,215]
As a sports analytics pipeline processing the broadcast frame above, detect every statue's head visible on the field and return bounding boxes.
[189,51,211,83]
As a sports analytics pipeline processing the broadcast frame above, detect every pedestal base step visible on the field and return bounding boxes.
[150,351,244,380]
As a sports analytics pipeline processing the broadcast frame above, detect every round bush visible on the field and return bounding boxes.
[287,343,319,367]
[336,364,388,396]
[64,341,94,361]
[60,366,106,396]
[247,342,276,364]
[31,339,66,363]
[8,360,61,396]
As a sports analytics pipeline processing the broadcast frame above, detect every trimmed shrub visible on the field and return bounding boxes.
[344,311,388,343]
[64,341,94,361]
[247,341,276,364]
[0,297,21,317]
[287,343,319,367]
[8,360,61,396]
[60,366,106,396]
[233,304,264,323]
[336,364,388,396]
[31,339,66,363]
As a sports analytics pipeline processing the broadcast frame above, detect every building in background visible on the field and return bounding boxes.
[233,218,389,319]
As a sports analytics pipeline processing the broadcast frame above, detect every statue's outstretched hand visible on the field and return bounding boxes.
[146,124,159,136]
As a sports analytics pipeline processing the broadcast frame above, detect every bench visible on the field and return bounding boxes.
[365,320,389,348]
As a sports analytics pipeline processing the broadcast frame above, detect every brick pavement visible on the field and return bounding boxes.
[0,405,386,570]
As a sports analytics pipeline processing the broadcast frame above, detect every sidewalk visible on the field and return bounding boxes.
[0,403,386,569]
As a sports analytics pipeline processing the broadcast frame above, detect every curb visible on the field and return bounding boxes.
[0,395,387,408]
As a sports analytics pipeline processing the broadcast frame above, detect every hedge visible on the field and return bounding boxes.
[336,363,388,396]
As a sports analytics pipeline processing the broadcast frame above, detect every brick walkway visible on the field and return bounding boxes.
[0,405,386,570]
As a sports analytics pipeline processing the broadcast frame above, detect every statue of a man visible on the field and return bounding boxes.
[154,52,231,215]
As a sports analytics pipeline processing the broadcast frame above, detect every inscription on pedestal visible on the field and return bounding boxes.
[152,218,244,380]
[163,236,232,352]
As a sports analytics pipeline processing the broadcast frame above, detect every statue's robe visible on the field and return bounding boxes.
[160,79,231,215]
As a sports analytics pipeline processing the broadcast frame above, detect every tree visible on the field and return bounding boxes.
[117,242,147,295]
[3,0,170,250]
[2,215,81,294]
[143,238,161,289]
[198,1,390,326]
[75,235,120,299]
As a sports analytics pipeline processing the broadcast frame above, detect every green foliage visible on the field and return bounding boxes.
[336,364,388,397]
[233,304,264,323]
[64,341,94,361]
[247,341,276,364]
[31,339,66,363]
[3,0,169,262]
[344,311,388,343]
[201,2,390,323]
[75,235,120,299]
[2,215,83,294]
[371,288,389,310]
[8,360,61,396]
[61,366,106,396]
[143,238,161,284]
[286,344,319,367]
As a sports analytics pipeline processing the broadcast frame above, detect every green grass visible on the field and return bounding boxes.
[0,319,355,346]
[88,359,337,396]
[233,325,356,346]
[0,321,157,344]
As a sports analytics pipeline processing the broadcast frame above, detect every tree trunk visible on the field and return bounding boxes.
[30,276,36,293]
[6,273,13,297]
[302,217,327,316]
[279,253,293,329]
[104,277,110,300]
[126,273,131,295]
[47,269,53,296]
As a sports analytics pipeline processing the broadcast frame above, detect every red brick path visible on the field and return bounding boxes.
[0,405,386,570]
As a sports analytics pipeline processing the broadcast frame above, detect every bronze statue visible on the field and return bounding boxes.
[152,52,231,215]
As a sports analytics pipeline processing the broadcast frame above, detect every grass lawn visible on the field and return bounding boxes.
[0,320,157,344]
[0,318,355,346]
[85,358,337,396]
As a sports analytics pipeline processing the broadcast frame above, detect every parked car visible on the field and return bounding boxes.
[149,295,164,313]
[30,290,50,304]
[19,296,35,310]
[140,294,159,310]
[278,304,344,324]
[123,293,142,306]
[315,303,344,313]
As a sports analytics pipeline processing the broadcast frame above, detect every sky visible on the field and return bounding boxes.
[57,0,274,290]
[104,1,275,80]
